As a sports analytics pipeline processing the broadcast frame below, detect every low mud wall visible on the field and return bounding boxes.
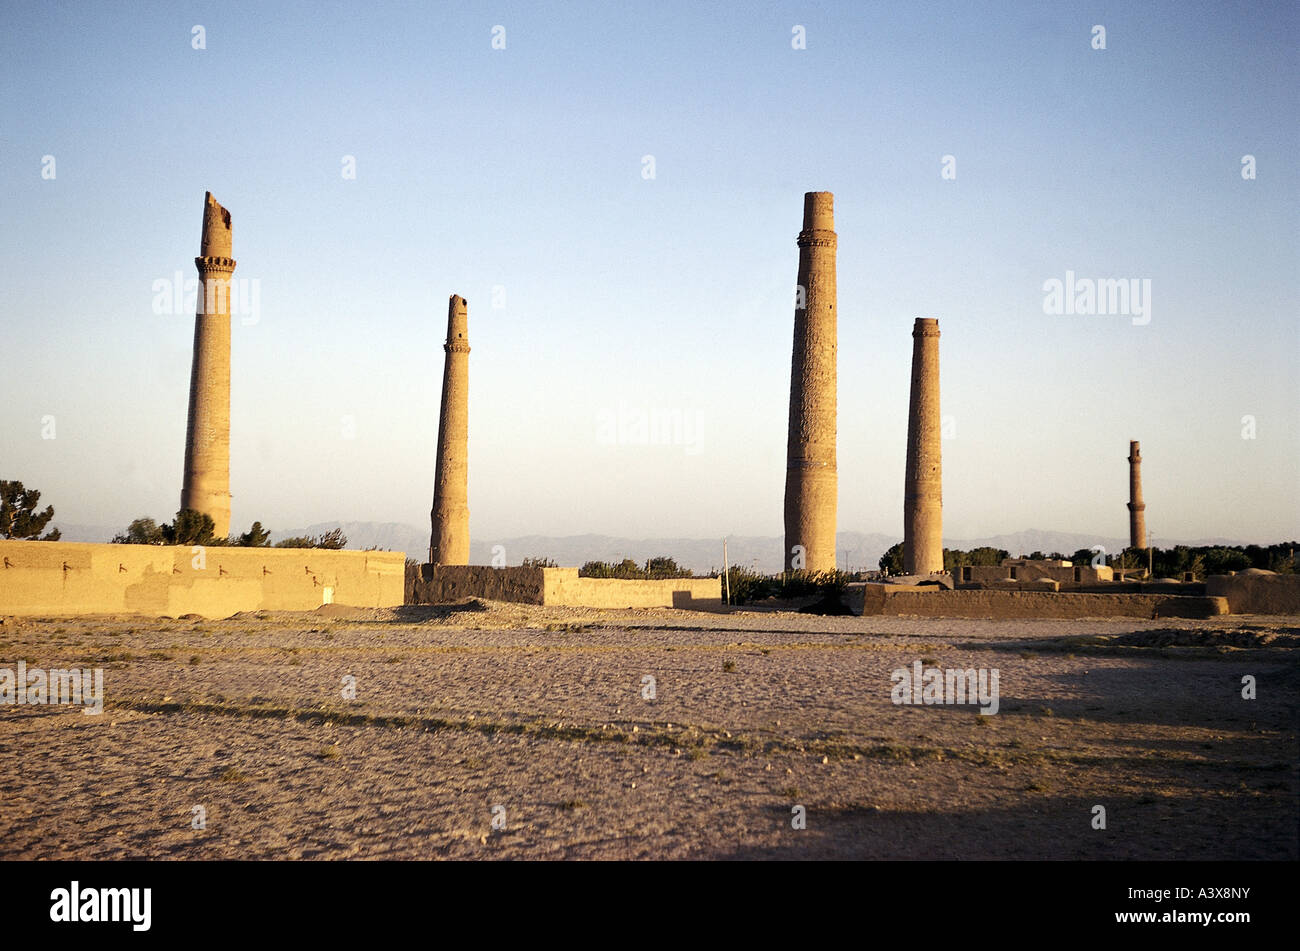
[1206,573,1300,615]
[0,540,405,619]
[848,583,1228,619]
[409,565,722,610]
[962,565,1114,585]
[408,565,548,605]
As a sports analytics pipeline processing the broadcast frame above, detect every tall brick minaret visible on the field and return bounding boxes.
[1128,440,1146,550]
[180,192,236,537]
[903,318,943,575]
[783,191,838,573]
[430,295,470,565]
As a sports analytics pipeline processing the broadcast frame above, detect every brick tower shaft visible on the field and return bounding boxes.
[783,191,838,573]
[1128,440,1146,549]
[181,191,235,537]
[903,318,943,574]
[430,295,470,565]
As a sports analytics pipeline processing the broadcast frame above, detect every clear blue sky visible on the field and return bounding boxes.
[2,0,1296,545]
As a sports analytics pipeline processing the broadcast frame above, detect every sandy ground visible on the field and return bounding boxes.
[0,602,1295,860]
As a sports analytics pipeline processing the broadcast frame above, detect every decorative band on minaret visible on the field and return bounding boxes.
[430,294,470,566]
[1127,440,1146,550]
[783,191,838,573]
[181,191,235,538]
[903,318,943,575]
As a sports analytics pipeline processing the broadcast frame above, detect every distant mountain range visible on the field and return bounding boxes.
[50,520,1254,575]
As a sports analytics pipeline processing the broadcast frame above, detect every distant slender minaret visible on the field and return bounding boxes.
[783,191,838,573]
[429,295,470,565]
[181,192,236,537]
[903,318,943,575]
[1127,440,1146,550]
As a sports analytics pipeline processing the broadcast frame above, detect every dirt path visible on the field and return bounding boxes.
[1,605,1295,859]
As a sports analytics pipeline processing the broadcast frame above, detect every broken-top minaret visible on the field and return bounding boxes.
[180,192,236,537]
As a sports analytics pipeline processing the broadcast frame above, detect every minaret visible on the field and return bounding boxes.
[783,191,838,573]
[903,318,943,575]
[1127,440,1146,550]
[429,295,470,565]
[181,192,236,537]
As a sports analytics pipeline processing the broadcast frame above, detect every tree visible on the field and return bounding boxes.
[162,509,216,546]
[275,527,349,550]
[0,480,61,540]
[579,560,613,578]
[644,556,690,579]
[112,518,166,545]
[1200,547,1250,574]
[1243,544,1268,569]
[114,510,223,546]
[878,542,904,574]
[237,521,271,547]
[1268,543,1298,574]
[316,527,347,550]
[274,536,315,549]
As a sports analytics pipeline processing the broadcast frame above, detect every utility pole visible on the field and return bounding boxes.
[722,538,731,606]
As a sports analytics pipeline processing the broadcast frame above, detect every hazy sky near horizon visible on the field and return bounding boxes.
[2,0,1296,545]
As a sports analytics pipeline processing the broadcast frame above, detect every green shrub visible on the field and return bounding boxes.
[578,557,693,580]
